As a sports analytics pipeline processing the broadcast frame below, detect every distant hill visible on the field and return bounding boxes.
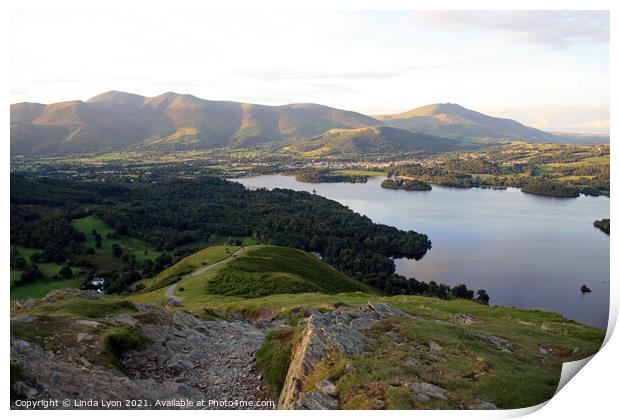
[11,91,382,156]
[11,92,605,157]
[375,103,558,143]
[288,126,464,157]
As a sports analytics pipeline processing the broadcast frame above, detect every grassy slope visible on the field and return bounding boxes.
[222,293,603,409]
[24,289,605,409]
[144,245,240,291]
[199,245,373,298]
[131,245,374,306]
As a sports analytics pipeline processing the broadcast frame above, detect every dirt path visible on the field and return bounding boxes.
[165,248,246,303]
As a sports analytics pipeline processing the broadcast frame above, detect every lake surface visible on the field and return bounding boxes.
[233,175,610,329]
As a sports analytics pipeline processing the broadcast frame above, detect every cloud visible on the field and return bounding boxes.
[423,11,609,49]
[240,65,443,82]
[242,69,398,82]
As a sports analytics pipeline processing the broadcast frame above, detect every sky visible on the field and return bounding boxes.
[10,10,609,134]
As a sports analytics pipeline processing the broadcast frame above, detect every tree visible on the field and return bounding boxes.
[475,289,490,305]
[452,283,474,300]
[18,265,42,284]
[111,243,123,257]
[59,266,73,279]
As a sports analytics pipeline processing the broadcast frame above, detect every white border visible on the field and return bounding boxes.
[3,1,617,419]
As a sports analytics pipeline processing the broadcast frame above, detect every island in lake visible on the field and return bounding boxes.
[381,178,432,191]
[594,218,610,234]
[295,171,368,184]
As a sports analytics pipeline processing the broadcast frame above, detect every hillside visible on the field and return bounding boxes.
[143,245,374,304]
[376,103,558,143]
[13,91,602,157]
[11,288,605,409]
[11,91,382,156]
[288,126,464,157]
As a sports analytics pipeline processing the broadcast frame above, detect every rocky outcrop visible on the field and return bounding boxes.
[11,298,276,409]
[277,302,414,409]
[123,306,271,404]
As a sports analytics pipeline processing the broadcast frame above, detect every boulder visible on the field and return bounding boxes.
[409,382,448,400]
[428,341,443,352]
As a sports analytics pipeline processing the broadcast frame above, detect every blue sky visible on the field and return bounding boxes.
[10,10,609,133]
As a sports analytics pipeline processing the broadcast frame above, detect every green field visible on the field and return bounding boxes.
[72,216,162,264]
[11,216,164,300]
[10,245,87,299]
[10,278,85,300]
[10,246,66,284]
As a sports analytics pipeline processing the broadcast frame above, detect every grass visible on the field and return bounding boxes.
[176,245,374,300]
[240,293,604,409]
[10,245,87,299]
[71,216,162,265]
[11,278,606,409]
[25,295,137,319]
[103,327,151,371]
[10,277,85,300]
[256,327,303,394]
[146,245,239,290]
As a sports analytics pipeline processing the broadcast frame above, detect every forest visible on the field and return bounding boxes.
[11,175,440,296]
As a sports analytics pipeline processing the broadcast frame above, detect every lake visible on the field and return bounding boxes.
[233,175,610,329]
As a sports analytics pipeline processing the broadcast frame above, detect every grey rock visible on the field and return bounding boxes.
[538,347,549,355]
[472,333,513,351]
[429,340,443,351]
[13,339,31,351]
[468,400,498,410]
[318,379,338,397]
[300,390,339,410]
[416,393,430,402]
[13,381,39,399]
[74,319,103,329]
[11,305,274,410]
[278,302,413,409]
[409,382,448,400]
[76,333,94,343]
[403,357,421,368]
[423,353,448,363]
[11,314,39,323]
[385,331,406,344]
[114,314,140,327]
[451,314,479,325]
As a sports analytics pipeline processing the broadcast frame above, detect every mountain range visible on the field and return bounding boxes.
[10,91,607,157]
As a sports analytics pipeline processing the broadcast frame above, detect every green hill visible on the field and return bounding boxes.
[289,126,462,157]
[203,246,373,297]
[140,245,375,304]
